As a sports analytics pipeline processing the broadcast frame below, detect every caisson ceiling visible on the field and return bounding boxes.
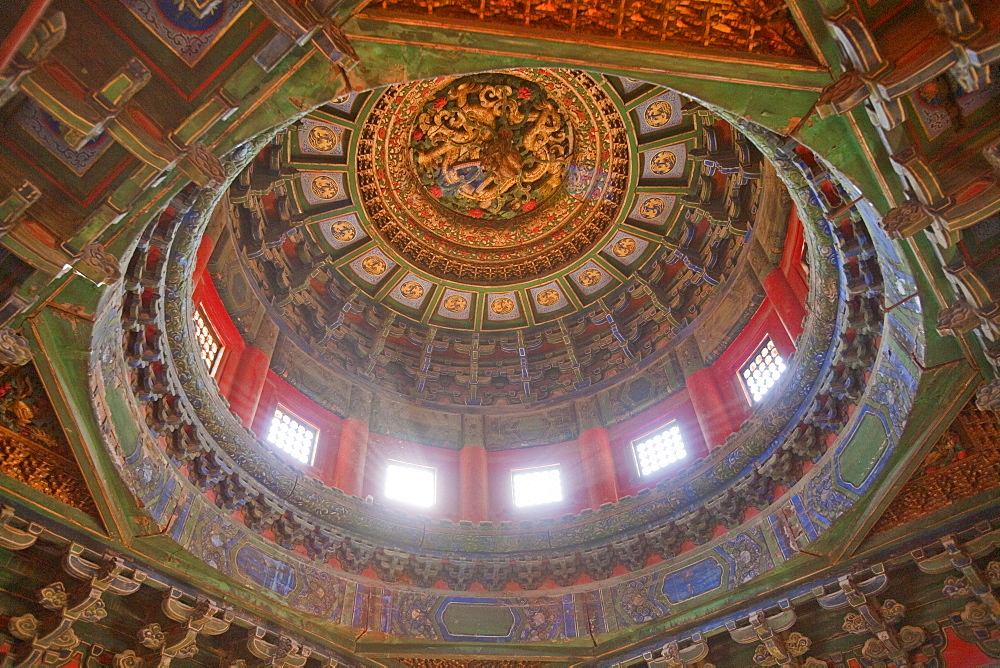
[0,0,998,666]
[219,72,782,438]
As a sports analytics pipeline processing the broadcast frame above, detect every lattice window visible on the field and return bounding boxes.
[384,461,436,508]
[266,407,318,465]
[740,336,787,403]
[512,466,563,508]
[192,306,223,376]
[633,421,688,477]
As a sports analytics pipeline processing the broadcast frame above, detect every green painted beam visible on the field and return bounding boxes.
[345,17,833,134]
[821,357,980,561]
[27,293,137,543]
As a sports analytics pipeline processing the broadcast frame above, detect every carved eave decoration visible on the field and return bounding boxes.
[357,0,815,62]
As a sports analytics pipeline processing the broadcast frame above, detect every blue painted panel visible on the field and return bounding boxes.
[661,558,723,604]
[790,494,820,539]
[235,545,297,596]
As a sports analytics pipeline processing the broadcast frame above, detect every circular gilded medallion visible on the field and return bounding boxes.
[578,268,603,287]
[443,294,468,313]
[361,256,387,276]
[639,197,666,220]
[356,69,631,284]
[400,281,425,300]
[644,100,673,128]
[650,150,677,176]
[307,125,340,152]
[612,237,637,258]
[490,297,516,315]
[310,175,340,200]
[330,220,356,242]
[412,73,572,222]
[535,288,561,307]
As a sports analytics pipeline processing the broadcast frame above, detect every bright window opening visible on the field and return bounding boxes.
[192,306,223,376]
[266,407,318,465]
[740,336,787,403]
[384,461,436,508]
[633,422,688,477]
[512,466,563,508]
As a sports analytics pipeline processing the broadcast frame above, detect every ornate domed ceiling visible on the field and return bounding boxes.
[357,70,627,285]
[222,71,782,428]
[6,0,1000,664]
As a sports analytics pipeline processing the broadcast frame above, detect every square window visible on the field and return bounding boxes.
[511,466,563,508]
[192,306,224,376]
[266,407,318,465]
[633,421,688,477]
[384,461,436,508]
[740,336,787,403]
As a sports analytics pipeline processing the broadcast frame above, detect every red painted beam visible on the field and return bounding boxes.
[0,0,52,73]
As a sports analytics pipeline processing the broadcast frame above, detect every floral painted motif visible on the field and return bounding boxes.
[392,592,440,639]
[718,528,774,586]
[614,576,669,624]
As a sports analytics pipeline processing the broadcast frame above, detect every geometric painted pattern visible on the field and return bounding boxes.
[633,421,687,477]
[122,0,251,65]
[266,406,317,465]
[740,337,787,403]
[16,99,113,176]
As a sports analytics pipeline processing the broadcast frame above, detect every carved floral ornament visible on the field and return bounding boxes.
[364,0,810,58]
[0,328,31,366]
[355,69,630,284]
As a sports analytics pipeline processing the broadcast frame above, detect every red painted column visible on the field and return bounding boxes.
[459,445,489,522]
[686,367,738,451]
[226,345,271,427]
[578,427,619,508]
[311,426,340,488]
[224,318,279,429]
[193,235,216,290]
[333,418,369,497]
[763,268,807,341]
[214,349,239,398]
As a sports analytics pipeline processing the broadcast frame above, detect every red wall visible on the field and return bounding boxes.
[193,269,246,396]
[707,300,796,431]
[254,372,343,487]
[486,439,586,520]
[361,433,461,517]
[192,211,807,520]
[197,291,799,521]
[608,392,706,498]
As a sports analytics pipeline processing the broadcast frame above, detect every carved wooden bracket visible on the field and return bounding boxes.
[914,531,1000,626]
[7,544,146,667]
[74,242,122,286]
[251,0,360,72]
[820,1,1000,130]
[0,181,41,237]
[244,627,312,667]
[0,505,42,550]
[0,11,65,109]
[645,632,713,667]
[111,589,234,665]
[814,564,925,666]
[20,57,150,151]
[727,600,811,667]
[977,380,1000,414]
[0,328,32,367]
